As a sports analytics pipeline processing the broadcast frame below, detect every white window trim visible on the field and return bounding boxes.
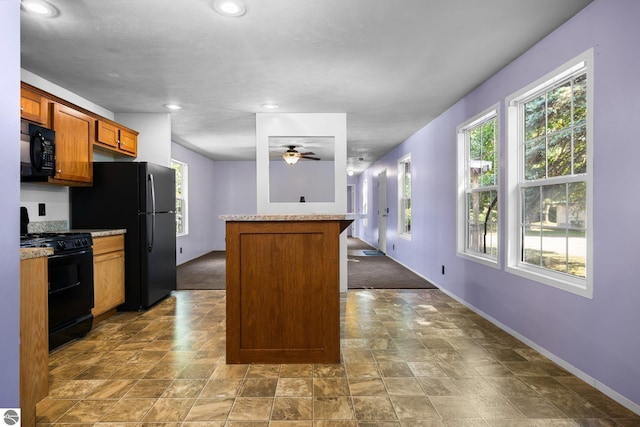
[397,153,412,240]
[171,159,189,237]
[456,105,500,268]
[505,49,594,299]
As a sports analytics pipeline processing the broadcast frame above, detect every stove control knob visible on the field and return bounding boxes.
[75,238,81,247]
[82,237,89,246]
[57,241,66,249]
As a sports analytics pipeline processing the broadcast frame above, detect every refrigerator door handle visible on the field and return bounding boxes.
[149,173,157,215]
[148,174,156,252]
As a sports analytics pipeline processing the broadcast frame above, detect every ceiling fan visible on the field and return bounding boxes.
[281,145,320,165]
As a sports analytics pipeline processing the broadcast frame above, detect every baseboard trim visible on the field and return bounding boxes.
[435,285,640,415]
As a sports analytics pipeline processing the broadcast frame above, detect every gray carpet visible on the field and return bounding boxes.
[177,251,226,290]
[176,238,437,290]
[346,238,437,289]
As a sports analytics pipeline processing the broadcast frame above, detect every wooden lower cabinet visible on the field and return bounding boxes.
[225,220,350,364]
[92,235,125,323]
[20,255,49,427]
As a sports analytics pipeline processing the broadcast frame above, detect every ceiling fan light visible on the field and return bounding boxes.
[282,152,299,165]
[21,0,59,17]
[212,0,246,17]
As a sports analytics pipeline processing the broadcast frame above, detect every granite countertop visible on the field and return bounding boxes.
[219,214,364,221]
[20,247,54,260]
[68,229,127,237]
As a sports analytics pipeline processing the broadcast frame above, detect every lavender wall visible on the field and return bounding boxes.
[211,161,257,250]
[0,0,20,406]
[356,0,640,410]
[269,161,335,203]
[172,142,217,265]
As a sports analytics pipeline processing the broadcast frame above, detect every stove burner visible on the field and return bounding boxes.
[20,232,93,254]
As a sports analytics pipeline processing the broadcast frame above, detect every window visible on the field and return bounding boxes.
[506,50,593,298]
[171,159,188,236]
[457,107,499,266]
[398,154,411,238]
[362,179,368,227]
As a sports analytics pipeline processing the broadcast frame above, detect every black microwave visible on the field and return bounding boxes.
[20,122,56,181]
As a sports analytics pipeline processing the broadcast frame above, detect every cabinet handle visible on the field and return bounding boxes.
[57,169,62,173]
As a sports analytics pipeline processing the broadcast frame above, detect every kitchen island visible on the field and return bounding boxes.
[220,214,356,364]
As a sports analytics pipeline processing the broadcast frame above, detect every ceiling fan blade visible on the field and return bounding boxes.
[299,151,315,156]
[300,155,321,160]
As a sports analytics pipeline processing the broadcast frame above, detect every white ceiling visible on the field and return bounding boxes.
[20,0,592,173]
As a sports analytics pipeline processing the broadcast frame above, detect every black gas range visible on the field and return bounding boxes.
[20,232,93,253]
[21,231,95,350]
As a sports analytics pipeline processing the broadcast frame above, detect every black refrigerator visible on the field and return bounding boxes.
[71,161,176,311]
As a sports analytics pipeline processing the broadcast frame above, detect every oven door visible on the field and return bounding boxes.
[48,248,94,332]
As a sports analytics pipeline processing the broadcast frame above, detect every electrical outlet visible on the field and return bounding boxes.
[442,265,445,275]
[180,247,183,254]
[38,203,46,216]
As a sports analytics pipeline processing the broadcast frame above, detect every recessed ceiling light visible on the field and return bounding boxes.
[262,103,279,110]
[211,0,246,17]
[164,103,182,110]
[20,0,59,17]
[347,169,354,176]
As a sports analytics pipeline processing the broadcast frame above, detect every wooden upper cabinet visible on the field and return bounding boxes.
[50,103,94,184]
[20,87,49,125]
[96,119,138,157]
[118,128,138,156]
[96,120,119,150]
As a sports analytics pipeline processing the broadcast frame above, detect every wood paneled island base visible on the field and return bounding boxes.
[222,215,353,364]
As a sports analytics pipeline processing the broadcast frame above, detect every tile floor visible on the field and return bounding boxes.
[37,289,640,426]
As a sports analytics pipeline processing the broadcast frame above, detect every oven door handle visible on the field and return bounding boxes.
[49,281,81,295]
[48,248,93,260]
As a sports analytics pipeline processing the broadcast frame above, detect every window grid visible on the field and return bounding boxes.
[398,155,411,237]
[462,114,498,261]
[518,71,587,279]
[506,50,593,298]
[171,159,188,236]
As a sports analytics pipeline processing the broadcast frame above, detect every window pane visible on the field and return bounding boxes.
[540,184,568,274]
[480,120,496,187]
[547,129,572,177]
[568,181,587,277]
[403,162,411,198]
[547,81,572,133]
[573,74,587,124]
[573,124,587,174]
[467,190,498,255]
[403,198,411,234]
[525,94,546,140]
[524,138,545,180]
[522,187,541,266]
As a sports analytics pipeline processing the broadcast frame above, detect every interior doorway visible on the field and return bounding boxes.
[346,184,355,236]
[377,169,387,253]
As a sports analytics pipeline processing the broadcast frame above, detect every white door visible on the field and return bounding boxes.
[377,169,387,253]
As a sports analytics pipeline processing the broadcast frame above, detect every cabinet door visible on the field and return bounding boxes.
[118,128,138,156]
[50,103,94,183]
[20,87,48,125]
[93,250,125,316]
[96,120,119,149]
[20,256,49,427]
